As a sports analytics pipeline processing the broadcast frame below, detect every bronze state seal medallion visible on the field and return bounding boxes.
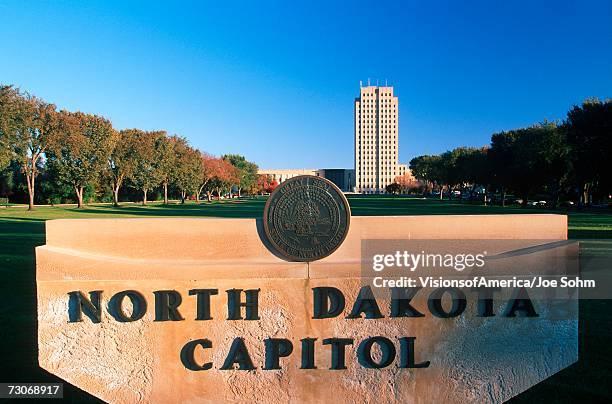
[263,175,351,262]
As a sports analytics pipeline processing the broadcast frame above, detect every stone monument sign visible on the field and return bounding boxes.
[36,177,577,403]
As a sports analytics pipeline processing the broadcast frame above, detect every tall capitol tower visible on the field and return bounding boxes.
[354,84,399,193]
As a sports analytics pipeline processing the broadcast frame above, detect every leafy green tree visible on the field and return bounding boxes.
[0,142,10,171]
[0,165,15,199]
[157,133,177,204]
[410,155,438,184]
[438,150,459,198]
[47,112,117,208]
[108,129,139,206]
[487,133,514,206]
[453,147,490,202]
[489,122,567,206]
[427,147,483,200]
[0,86,17,171]
[454,147,489,186]
[172,140,202,203]
[564,98,612,205]
[410,154,445,198]
[130,130,165,205]
[222,154,258,197]
[1,88,62,210]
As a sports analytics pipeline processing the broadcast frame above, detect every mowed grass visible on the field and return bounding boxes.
[0,196,610,402]
[2,195,611,236]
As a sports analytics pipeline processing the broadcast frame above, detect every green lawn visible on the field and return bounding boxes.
[2,195,611,237]
[0,196,610,402]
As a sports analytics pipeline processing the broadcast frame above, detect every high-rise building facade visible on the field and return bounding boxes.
[354,85,399,193]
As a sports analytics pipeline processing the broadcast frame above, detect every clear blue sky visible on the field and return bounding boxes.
[1,1,611,169]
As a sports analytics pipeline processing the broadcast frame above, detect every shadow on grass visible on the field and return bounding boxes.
[0,220,102,403]
[77,200,267,218]
[510,299,612,402]
[569,229,612,239]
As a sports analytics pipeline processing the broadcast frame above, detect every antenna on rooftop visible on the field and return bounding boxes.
[359,80,363,87]
[367,78,370,86]
[385,78,388,86]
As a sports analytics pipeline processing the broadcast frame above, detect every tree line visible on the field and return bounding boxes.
[0,85,266,210]
[407,98,612,207]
